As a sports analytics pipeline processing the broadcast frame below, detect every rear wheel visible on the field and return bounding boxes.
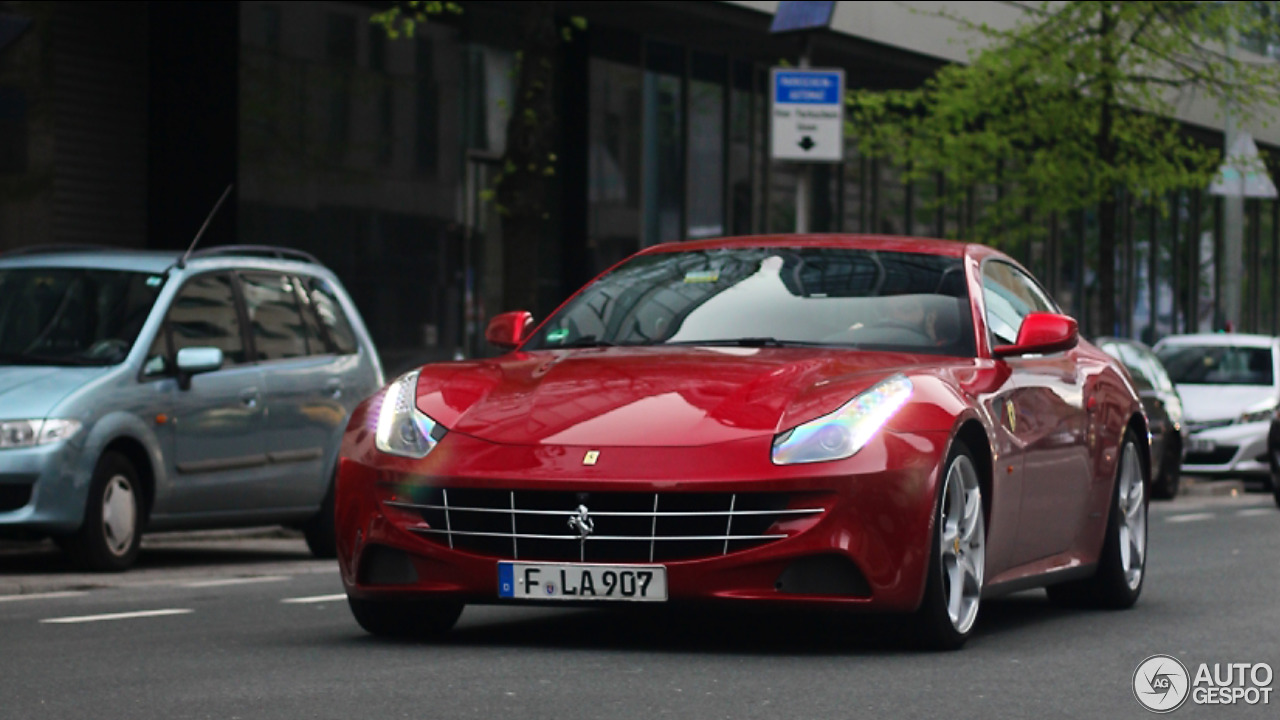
[347,596,463,640]
[1047,429,1147,608]
[303,481,337,558]
[61,452,144,572]
[914,442,985,650]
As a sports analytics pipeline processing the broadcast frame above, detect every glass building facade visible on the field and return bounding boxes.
[2,0,1279,373]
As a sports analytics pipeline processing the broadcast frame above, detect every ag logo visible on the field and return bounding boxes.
[1134,654,1191,713]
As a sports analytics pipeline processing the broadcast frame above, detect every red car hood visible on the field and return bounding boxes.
[414,346,962,447]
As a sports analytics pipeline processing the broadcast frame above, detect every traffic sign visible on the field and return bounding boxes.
[770,68,845,163]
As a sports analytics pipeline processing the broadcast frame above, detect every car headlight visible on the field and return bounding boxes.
[0,419,82,450]
[772,374,913,465]
[374,370,446,458]
[1237,398,1278,425]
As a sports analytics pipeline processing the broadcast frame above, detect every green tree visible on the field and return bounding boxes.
[847,1,1280,334]
[373,1,581,317]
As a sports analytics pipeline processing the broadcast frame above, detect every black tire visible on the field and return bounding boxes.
[1047,428,1147,609]
[1270,438,1280,509]
[303,480,337,559]
[1150,439,1181,500]
[914,441,985,651]
[347,596,463,640]
[61,451,144,572]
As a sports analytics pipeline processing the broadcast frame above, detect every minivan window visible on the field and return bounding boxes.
[240,272,309,361]
[304,277,358,355]
[0,268,163,366]
[166,273,247,365]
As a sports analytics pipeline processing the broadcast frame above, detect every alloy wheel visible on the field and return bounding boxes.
[1116,442,1146,590]
[940,454,984,634]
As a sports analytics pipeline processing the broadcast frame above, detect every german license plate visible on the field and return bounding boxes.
[498,562,668,602]
[1190,437,1216,453]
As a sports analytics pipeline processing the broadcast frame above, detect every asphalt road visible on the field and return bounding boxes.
[1,489,1277,720]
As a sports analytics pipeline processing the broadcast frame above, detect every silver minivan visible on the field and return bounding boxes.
[0,246,383,570]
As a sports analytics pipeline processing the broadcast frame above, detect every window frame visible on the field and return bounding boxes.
[979,258,1061,352]
[139,270,255,382]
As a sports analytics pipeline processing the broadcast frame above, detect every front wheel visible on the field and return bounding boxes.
[914,442,985,650]
[348,596,463,640]
[61,451,144,572]
[1150,439,1180,500]
[1047,430,1147,609]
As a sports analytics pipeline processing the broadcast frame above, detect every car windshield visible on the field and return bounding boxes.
[526,247,975,356]
[1156,344,1275,386]
[0,267,165,366]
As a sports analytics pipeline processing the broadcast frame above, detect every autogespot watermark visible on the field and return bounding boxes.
[1133,655,1274,713]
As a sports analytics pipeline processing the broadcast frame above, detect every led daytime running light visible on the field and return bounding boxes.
[771,375,913,465]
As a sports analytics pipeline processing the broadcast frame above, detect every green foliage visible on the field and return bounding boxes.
[369,1,462,40]
[847,1,1280,248]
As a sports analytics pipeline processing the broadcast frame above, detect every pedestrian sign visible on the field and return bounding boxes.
[770,68,845,163]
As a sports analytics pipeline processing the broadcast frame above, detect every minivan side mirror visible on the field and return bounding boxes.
[993,312,1079,358]
[175,347,224,389]
[486,311,535,350]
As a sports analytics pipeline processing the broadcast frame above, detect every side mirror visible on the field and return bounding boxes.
[175,347,224,389]
[486,311,535,350]
[993,312,1078,358]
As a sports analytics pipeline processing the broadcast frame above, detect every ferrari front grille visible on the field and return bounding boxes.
[385,488,823,562]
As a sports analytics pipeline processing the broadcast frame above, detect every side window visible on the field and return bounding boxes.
[240,272,309,361]
[167,273,247,365]
[303,276,358,355]
[982,261,1055,346]
[142,331,170,378]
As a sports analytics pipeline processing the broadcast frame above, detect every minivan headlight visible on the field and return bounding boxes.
[772,375,913,465]
[374,370,446,458]
[0,419,82,450]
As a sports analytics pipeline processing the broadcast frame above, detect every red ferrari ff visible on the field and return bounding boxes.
[335,235,1150,649]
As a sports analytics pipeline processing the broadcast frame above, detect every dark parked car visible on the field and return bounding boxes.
[1096,337,1187,499]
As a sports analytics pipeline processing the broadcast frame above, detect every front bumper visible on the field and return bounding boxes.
[1183,420,1270,476]
[0,439,90,536]
[336,428,948,613]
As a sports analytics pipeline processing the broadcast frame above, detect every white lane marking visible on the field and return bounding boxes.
[1237,508,1276,517]
[41,609,193,624]
[0,591,87,603]
[281,594,346,604]
[1166,512,1216,523]
[179,575,291,589]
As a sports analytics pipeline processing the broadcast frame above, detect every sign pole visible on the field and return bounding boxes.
[795,37,812,234]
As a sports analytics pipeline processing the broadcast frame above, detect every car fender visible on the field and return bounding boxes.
[74,410,169,516]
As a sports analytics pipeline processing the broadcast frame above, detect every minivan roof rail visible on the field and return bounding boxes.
[189,245,321,265]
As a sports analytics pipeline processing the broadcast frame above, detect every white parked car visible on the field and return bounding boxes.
[1154,334,1280,481]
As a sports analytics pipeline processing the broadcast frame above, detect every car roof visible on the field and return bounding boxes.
[0,246,330,277]
[1153,333,1278,349]
[642,234,976,258]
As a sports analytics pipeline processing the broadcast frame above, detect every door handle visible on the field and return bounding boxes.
[325,379,343,399]
[239,389,260,409]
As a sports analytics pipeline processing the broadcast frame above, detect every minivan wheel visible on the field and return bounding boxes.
[303,480,337,558]
[63,452,144,572]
